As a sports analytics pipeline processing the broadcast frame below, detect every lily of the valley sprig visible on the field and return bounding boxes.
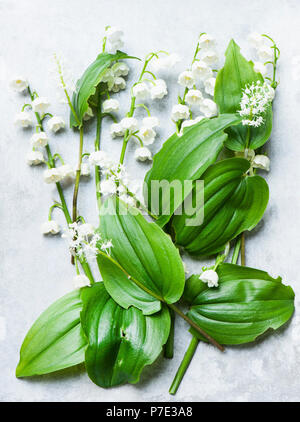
[12,28,294,395]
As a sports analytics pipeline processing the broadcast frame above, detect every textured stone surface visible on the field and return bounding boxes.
[0,0,299,402]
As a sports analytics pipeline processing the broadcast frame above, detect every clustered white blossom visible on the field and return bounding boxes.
[62,222,113,261]
[97,61,129,95]
[109,111,161,161]
[173,33,218,129]
[239,81,274,127]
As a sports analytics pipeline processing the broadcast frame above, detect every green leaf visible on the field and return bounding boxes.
[97,197,185,315]
[173,157,269,256]
[16,289,87,377]
[226,106,273,151]
[70,51,137,128]
[214,39,272,151]
[184,263,295,345]
[143,114,242,227]
[81,283,170,387]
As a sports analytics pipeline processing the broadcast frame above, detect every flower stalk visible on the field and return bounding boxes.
[27,85,95,284]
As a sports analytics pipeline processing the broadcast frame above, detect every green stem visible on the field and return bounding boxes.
[27,85,95,284]
[231,236,241,264]
[95,97,103,214]
[97,248,224,351]
[48,203,63,221]
[168,303,224,352]
[169,336,199,395]
[119,96,135,165]
[241,232,246,266]
[54,54,80,126]
[164,309,175,359]
[119,55,153,164]
[72,126,84,222]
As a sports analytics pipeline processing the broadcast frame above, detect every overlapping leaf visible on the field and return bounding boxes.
[184,263,295,345]
[173,157,269,256]
[143,114,242,227]
[16,289,87,377]
[70,51,137,128]
[214,39,273,151]
[81,283,170,387]
[97,197,185,315]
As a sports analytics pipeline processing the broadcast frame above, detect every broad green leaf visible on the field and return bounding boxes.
[70,51,137,128]
[226,106,273,151]
[173,158,269,256]
[97,197,185,315]
[214,39,272,151]
[81,283,170,387]
[184,263,295,345]
[16,289,87,377]
[143,114,242,227]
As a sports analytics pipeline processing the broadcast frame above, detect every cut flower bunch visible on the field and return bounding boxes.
[13,27,294,394]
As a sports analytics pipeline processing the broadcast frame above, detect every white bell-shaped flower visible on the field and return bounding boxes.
[139,126,156,145]
[110,122,125,138]
[32,97,50,114]
[111,62,129,77]
[142,116,160,128]
[41,220,60,235]
[89,151,112,169]
[178,71,195,89]
[248,32,267,49]
[150,79,168,100]
[102,99,120,113]
[30,132,49,148]
[198,33,216,50]
[111,77,126,93]
[258,46,274,62]
[100,179,117,195]
[26,150,44,166]
[171,104,190,121]
[80,162,91,177]
[134,147,152,162]
[252,155,270,171]
[14,111,33,128]
[47,116,65,133]
[191,61,212,81]
[132,82,149,100]
[185,89,203,106]
[204,77,216,96]
[120,117,138,132]
[201,50,218,66]
[10,76,28,93]
[200,99,218,118]
[58,164,75,179]
[43,168,64,183]
[83,106,94,121]
[199,269,219,288]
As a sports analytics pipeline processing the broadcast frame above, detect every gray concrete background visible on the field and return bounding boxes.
[1,0,300,402]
